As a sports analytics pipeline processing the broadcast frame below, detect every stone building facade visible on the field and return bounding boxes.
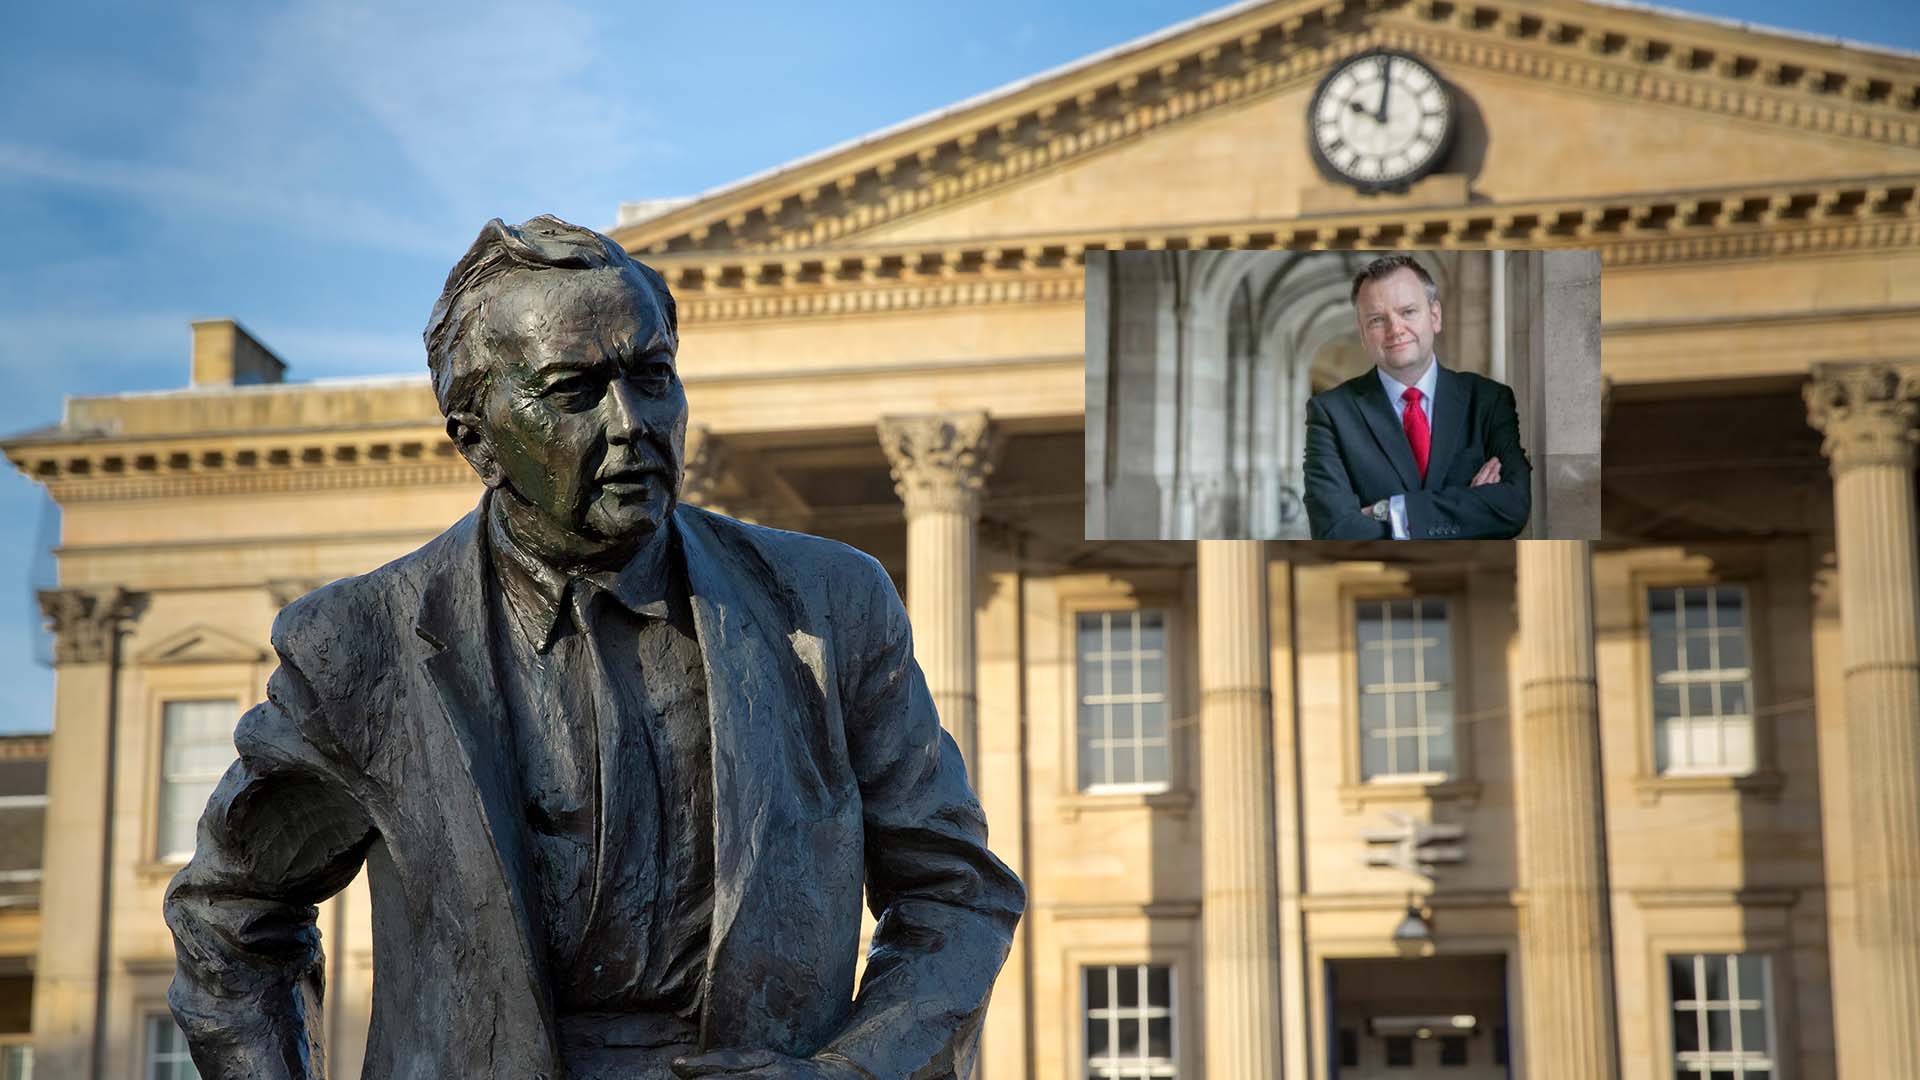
[7,1,1920,1078]
[0,734,45,1080]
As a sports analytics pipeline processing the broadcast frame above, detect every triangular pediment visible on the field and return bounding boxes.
[135,625,268,666]
[613,0,1920,258]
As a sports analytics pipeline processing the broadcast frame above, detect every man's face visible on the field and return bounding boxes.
[462,267,686,554]
[1354,267,1443,383]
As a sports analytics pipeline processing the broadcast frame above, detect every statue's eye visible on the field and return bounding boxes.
[646,361,675,387]
[627,360,676,396]
[545,374,603,409]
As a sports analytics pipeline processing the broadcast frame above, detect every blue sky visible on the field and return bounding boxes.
[0,0,1914,733]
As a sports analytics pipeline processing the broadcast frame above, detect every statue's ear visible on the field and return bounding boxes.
[447,413,504,488]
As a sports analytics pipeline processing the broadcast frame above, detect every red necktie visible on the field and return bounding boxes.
[1402,386,1430,482]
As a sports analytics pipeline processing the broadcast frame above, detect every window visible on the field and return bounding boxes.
[147,1014,200,1080]
[1649,587,1755,776]
[157,699,239,861]
[1357,599,1454,780]
[0,1044,30,1080]
[1383,1035,1414,1067]
[1076,611,1171,792]
[1084,964,1175,1079]
[1669,953,1776,1079]
[1338,1028,1359,1068]
[1439,1035,1469,1066]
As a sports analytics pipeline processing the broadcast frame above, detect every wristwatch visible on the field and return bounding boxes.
[1365,498,1390,522]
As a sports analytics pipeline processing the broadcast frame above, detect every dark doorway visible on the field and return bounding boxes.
[1326,954,1509,1079]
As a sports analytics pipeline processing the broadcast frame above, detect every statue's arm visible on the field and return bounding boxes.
[163,644,376,1080]
[817,555,1026,1080]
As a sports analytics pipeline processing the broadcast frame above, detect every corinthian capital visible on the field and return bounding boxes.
[680,425,730,509]
[1804,361,1920,472]
[38,587,143,665]
[878,411,998,517]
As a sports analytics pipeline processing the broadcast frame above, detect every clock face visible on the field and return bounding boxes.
[1308,50,1456,192]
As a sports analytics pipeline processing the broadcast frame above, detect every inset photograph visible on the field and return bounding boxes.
[1085,250,1601,540]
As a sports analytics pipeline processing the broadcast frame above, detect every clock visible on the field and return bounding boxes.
[1307,49,1457,192]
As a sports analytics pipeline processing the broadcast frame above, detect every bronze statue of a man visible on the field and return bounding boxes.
[164,216,1025,1079]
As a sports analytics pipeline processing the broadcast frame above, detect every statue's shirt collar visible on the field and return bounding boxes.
[485,499,676,652]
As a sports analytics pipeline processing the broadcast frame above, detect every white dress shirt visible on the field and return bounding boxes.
[1377,358,1439,540]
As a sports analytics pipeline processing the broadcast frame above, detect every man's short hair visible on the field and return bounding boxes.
[423,215,678,418]
[1349,254,1439,307]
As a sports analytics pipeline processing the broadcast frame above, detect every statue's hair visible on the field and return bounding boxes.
[1349,253,1439,307]
[422,215,678,417]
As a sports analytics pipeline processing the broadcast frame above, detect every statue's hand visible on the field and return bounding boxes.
[670,1048,864,1079]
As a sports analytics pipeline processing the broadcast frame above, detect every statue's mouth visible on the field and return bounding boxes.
[597,466,666,496]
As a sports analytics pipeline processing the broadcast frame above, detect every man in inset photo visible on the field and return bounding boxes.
[1302,254,1531,540]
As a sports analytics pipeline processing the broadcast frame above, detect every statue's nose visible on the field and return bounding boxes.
[605,378,650,443]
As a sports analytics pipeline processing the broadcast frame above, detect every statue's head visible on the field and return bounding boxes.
[425,215,685,566]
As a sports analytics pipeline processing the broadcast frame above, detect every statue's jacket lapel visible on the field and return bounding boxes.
[405,506,561,1076]
[676,505,862,1057]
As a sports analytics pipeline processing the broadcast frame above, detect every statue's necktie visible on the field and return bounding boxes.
[1402,386,1430,482]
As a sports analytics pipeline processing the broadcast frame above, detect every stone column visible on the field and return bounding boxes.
[32,587,141,1080]
[681,425,756,523]
[1805,362,1920,1078]
[1195,540,1280,1080]
[878,412,996,771]
[975,542,1030,1080]
[1513,542,1619,1078]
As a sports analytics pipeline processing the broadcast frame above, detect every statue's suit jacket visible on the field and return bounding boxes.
[165,498,1025,1080]
[1302,365,1532,540]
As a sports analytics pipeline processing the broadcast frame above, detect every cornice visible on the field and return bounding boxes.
[0,735,48,761]
[616,0,1920,256]
[8,432,475,502]
[679,274,1087,325]
[638,174,1919,325]
[1379,10,1919,149]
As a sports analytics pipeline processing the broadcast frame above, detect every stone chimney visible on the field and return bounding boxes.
[189,319,286,387]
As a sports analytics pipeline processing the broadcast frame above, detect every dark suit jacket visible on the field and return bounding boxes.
[1302,365,1531,540]
[164,498,1024,1080]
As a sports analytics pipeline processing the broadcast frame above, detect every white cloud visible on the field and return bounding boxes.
[0,308,197,405]
[0,308,197,357]
[0,141,449,258]
[261,325,424,377]
[0,0,674,259]
[0,308,427,389]
[182,0,679,232]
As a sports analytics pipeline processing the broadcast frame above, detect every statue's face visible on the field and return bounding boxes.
[460,267,686,558]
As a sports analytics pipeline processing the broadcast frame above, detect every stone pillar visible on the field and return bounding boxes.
[1513,542,1619,1078]
[681,425,755,523]
[1805,362,1920,1078]
[31,587,141,1080]
[975,542,1030,1080]
[878,412,996,771]
[1195,540,1280,1079]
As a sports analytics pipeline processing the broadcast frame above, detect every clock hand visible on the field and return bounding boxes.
[1374,55,1392,123]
